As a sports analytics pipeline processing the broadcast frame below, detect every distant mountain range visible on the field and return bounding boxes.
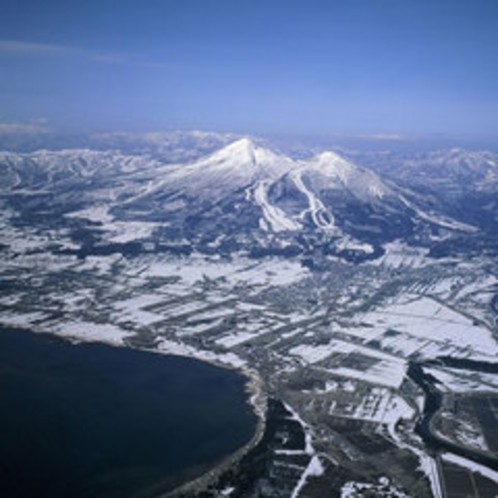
[1,136,497,264]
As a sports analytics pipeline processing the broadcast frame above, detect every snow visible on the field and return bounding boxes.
[216,329,265,348]
[330,366,405,389]
[253,180,301,232]
[424,366,498,392]
[112,294,165,325]
[186,308,231,322]
[78,254,122,275]
[3,139,498,498]
[67,205,160,243]
[415,451,443,498]
[290,456,324,498]
[291,170,336,232]
[165,138,297,192]
[284,403,314,455]
[399,195,476,233]
[383,395,415,431]
[451,420,488,452]
[332,388,415,428]
[158,338,247,369]
[177,318,226,337]
[52,321,130,345]
[442,453,498,483]
[335,237,374,254]
[307,151,391,200]
[135,255,308,288]
[371,241,430,269]
[341,480,410,498]
[356,293,498,360]
[107,222,159,243]
[291,338,407,388]
[0,312,47,326]
[309,151,356,185]
[67,205,113,224]
[289,344,334,364]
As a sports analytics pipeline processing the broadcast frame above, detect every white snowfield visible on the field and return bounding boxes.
[112,294,167,326]
[290,456,324,498]
[215,328,267,348]
[290,170,336,232]
[289,338,407,389]
[329,386,415,427]
[399,194,477,233]
[305,150,392,200]
[353,293,498,361]
[131,255,309,288]
[423,366,498,393]
[153,138,297,202]
[158,338,247,369]
[335,237,374,254]
[340,479,411,498]
[372,241,431,269]
[52,321,130,345]
[289,343,336,364]
[252,180,302,232]
[442,453,498,484]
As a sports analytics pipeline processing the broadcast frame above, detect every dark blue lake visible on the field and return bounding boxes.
[0,327,258,498]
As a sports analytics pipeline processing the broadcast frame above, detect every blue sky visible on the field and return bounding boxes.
[1,0,497,137]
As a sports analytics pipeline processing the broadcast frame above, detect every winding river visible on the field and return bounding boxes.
[407,361,498,472]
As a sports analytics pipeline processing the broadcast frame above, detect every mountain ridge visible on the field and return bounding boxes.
[0,138,486,263]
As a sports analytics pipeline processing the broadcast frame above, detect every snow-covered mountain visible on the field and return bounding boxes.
[349,148,498,238]
[354,148,498,196]
[0,138,486,263]
[264,150,398,235]
[125,138,296,206]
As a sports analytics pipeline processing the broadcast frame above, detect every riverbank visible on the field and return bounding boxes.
[407,362,498,472]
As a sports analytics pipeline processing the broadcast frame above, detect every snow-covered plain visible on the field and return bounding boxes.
[442,453,498,484]
[52,321,130,345]
[424,366,498,392]
[351,293,498,360]
[2,138,498,498]
[290,338,407,389]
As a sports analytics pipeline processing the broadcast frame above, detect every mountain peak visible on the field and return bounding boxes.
[314,150,347,163]
[217,137,258,162]
[230,137,257,149]
[213,137,274,160]
[200,138,295,180]
[304,150,392,200]
[308,150,355,183]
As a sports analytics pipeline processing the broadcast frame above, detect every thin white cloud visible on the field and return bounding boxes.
[0,40,71,55]
[355,134,408,141]
[0,39,169,69]
[0,122,51,134]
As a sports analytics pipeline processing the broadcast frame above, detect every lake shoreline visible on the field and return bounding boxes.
[163,368,267,498]
[0,322,267,498]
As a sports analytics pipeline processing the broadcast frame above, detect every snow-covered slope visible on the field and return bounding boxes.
[0,138,483,261]
[304,151,393,201]
[166,137,297,192]
[358,148,498,195]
